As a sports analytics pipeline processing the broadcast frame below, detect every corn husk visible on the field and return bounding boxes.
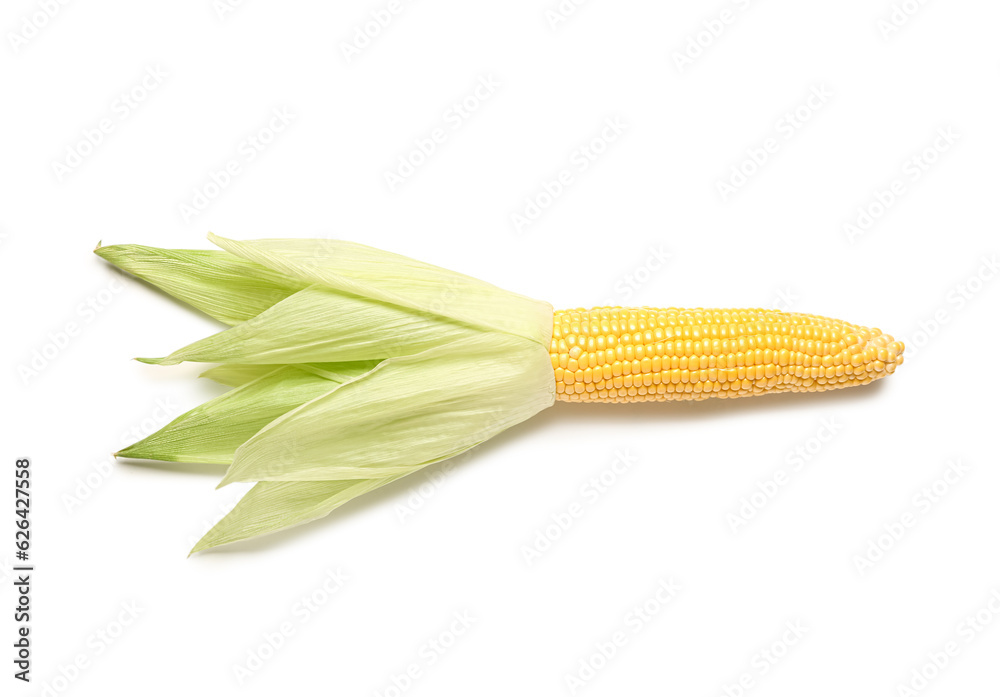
[98,235,555,553]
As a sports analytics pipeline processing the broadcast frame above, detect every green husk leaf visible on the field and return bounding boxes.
[94,244,307,326]
[136,285,480,366]
[193,440,484,552]
[207,233,553,346]
[200,360,381,387]
[118,365,363,464]
[190,476,405,554]
[198,363,283,387]
[218,332,555,485]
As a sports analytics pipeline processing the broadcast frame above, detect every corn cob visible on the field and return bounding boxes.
[97,235,904,552]
[551,307,903,402]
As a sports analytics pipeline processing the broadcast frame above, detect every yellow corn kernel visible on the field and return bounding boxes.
[550,308,904,403]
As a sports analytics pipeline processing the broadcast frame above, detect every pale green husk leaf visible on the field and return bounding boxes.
[95,244,306,325]
[190,477,405,554]
[118,366,358,464]
[200,360,381,387]
[208,233,553,346]
[218,332,554,485]
[193,437,498,552]
[137,286,479,366]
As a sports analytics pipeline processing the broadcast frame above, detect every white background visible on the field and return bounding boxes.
[2,1,999,695]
